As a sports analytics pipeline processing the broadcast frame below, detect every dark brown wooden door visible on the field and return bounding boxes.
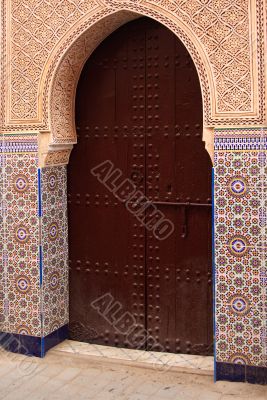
[68,18,213,355]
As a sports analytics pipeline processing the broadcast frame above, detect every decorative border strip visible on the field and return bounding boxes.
[215,128,267,151]
[215,137,267,151]
[0,134,38,153]
[215,127,267,135]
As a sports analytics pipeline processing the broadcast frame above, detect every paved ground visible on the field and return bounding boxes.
[0,346,266,400]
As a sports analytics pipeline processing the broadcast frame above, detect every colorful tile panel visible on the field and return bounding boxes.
[40,166,69,337]
[214,128,267,368]
[0,144,4,333]
[1,128,266,380]
[0,134,41,337]
[0,135,69,347]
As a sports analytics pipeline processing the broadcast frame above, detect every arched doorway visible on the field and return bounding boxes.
[68,17,213,356]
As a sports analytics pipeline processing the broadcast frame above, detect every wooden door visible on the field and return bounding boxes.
[68,17,213,355]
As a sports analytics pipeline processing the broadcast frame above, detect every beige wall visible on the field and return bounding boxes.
[0,0,266,166]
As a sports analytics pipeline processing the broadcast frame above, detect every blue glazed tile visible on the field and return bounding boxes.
[19,334,42,357]
[0,331,42,357]
[43,324,68,355]
[0,332,21,354]
[245,365,267,385]
[0,327,68,358]
[216,362,267,385]
[216,362,245,383]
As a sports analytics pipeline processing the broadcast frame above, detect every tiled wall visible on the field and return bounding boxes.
[0,144,4,333]
[40,166,69,338]
[0,134,68,356]
[214,128,267,383]
[0,131,266,383]
[0,134,40,337]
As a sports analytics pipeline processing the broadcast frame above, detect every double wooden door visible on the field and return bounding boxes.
[68,18,213,355]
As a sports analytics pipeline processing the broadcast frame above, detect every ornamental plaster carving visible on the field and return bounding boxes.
[49,10,140,145]
[38,131,72,167]
[48,6,215,151]
[0,0,266,136]
[4,0,100,123]
[44,149,72,166]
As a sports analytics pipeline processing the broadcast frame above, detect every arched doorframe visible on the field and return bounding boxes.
[38,7,216,167]
[38,4,216,360]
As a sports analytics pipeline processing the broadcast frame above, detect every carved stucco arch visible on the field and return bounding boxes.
[40,5,217,166]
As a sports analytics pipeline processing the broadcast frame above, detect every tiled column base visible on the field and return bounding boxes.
[216,362,267,385]
[0,325,68,357]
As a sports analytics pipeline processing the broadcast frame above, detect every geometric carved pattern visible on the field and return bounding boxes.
[9,0,99,120]
[47,0,266,145]
[135,0,253,114]
[175,0,252,113]
[1,0,265,133]
[44,149,72,166]
[50,10,139,143]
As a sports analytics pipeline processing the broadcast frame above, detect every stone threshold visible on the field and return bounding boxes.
[48,340,214,376]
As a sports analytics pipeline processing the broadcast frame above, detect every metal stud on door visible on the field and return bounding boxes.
[68,22,147,349]
[68,18,213,355]
[143,21,213,355]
